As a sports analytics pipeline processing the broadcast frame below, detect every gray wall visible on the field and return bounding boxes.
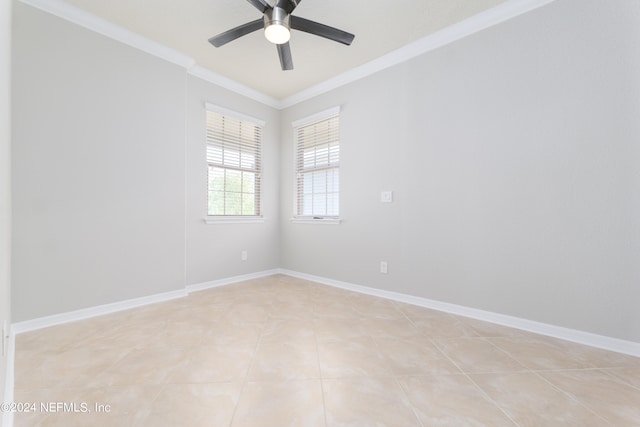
[1,0,12,405]
[280,0,640,342]
[11,2,282,323]
[185,75,280,286]
[11,3,187,321]
[10,0,640,345]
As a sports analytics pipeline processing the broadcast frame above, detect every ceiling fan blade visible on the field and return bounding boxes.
[208,19,264,47]
[245,0,270,13]
[277,0,301,14]
[290,16,355,46]
[277,42,294,70]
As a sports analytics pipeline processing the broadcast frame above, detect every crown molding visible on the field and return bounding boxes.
[279,0,557,108]
[188,66,282,109]
[19,0,556,110]
[19,0,195,69]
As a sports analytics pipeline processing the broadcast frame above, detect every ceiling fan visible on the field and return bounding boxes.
[208,0,355,70]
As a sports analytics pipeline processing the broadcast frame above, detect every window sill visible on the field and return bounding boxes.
[290,217,341,225]
[205,216,265,224]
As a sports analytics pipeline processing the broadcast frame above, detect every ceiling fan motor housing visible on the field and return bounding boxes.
[264,6,291,33]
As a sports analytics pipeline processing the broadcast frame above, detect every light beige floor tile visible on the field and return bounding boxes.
[461,318,527,338]
[540,369,640,425]
[395,303,450,321]
[14,274,640,427]
[364,318,422,339]
[432,337,528,374]
[13,384,161,427]
[184,289,239,307]
[312,301,360,321]
[317,336,391,378]
[168,344,255,383]
[572,345,640,369]
[91,347,188,387]
[70,320,167,350]
[10,389,85,427]
[488,335,594,370]
[312,286,359,300]
[14,346,129,390]
[349,295,407,320]
[260,319,316,343]
[190,286,272,308]
[313,318,369,341]
[353,302,407,320]
[139,382,242,427]
[15,320,104,353]
[398,374,517,426]
[247,340,320,381]
[605,367,640,390]
[15,410,144,427]
[268,300,317,320]
[122,301,188,325]
[221,301,272,322]
[374,337,461,375]
[470,372,609,426]
[272,287,317,302]
[323,377,421,426]
[200,321,263,348]
[231,380,325,427]
[140,320,209,350]
[411,314,480,338]
[166,302,231,325]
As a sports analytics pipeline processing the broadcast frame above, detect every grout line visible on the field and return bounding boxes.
[533,371,614,426]
[483,337,531,371]
[226,305,267,426]
[399,323,522,426]
[392,375,426,427]
[600,368,640,392]
[462,372,523,427]
[423,335,522,425]
[313,328,329,427]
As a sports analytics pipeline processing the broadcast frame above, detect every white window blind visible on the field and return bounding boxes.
[294,109,340,218]
[206,108,263,217]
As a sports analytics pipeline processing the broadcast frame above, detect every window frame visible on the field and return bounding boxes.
[205,103,265,224]
[291,106,342,224]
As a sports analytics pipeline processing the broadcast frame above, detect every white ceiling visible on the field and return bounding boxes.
[55,0,511,101]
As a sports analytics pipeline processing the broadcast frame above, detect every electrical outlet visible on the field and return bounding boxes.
[241,250,248,261]
[380,261,388,274]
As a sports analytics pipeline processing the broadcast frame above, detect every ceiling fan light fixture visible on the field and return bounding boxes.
[265,23,290,44]
[264,6,290,44]
[208,1,355,71]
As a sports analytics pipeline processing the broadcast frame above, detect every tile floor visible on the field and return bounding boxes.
[12,274,640,426]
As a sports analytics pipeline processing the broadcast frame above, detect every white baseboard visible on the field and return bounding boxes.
[12,269,281,335]
[11,267,640,359]
[12,288,187,335]
[186,269,281,294]
[2,328,15,427]
[278,269,640,358]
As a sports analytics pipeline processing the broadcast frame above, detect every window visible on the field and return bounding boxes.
[293,107,340,220]
[206,104,264,220]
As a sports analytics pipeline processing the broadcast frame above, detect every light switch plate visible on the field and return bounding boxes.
[381,191,393,203]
